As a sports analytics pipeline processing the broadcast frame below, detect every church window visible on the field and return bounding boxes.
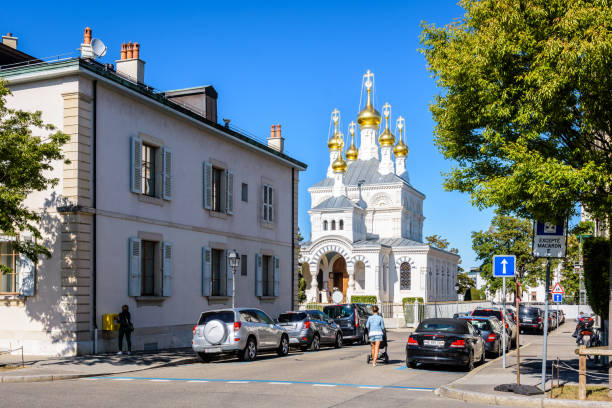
[331,220,336,230]
[400,262,411,290]
[323,220,328,231]
[339,220,344,230]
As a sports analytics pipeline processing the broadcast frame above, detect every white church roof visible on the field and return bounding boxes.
[313,159,414,189]
[312,195,365,210]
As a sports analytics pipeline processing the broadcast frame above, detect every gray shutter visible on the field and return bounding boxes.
[226,170,234,215]
[269,187,274,222]
[255,253,262,297]
[162,241,173,297]
[202,247,211,296]
[226,251,233,297]
[261,185,266,221]
[162,147,173,200]
[130,137,142,193]
[203,161,212,210]
[18,234,35,296]
[273,256,280,297]
[128,237,142,296]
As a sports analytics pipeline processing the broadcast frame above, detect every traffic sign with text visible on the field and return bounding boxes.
[493,255,516,277]
[533,221,566,258]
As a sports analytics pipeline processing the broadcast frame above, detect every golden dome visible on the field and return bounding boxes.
[332,153,348,173]
[327,136,341,151]
[345,121,358,161]
[378,102,395,147]
[328,109,344,151]
[394,139,408,157]
[357,71,381,128]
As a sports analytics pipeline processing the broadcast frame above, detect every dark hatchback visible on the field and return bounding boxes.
[323,304,370,344]
[406,318,486,371]
[519,306,543,333]
[459,316,507,357]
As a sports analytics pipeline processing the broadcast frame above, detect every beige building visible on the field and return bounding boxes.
[0,29,306,355]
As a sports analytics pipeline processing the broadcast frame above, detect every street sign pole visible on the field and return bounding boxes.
[503,276,507,369]
[516,277,520,385]
[541,257,551,390]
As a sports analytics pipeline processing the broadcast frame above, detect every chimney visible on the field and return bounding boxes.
[80,27,95,58]
[267,123,285,153]
[2,32,17,49]
[116,41,146,84]
[165,86,218,122]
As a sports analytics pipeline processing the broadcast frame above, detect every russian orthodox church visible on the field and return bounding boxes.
[299,71,460,305]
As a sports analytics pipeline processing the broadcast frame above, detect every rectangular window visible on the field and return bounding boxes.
[241,183,248,202]
[211,249,226,296]
[212,167,223,212]
[141,144,157,197]
[0,242,18,294]
[262,255,273,296]
[262,184,274,223]
[241,254,247,276]
[141,240,156,296]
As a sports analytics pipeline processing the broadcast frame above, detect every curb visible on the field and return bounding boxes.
[437,386,612,407]
[0,356,198,384]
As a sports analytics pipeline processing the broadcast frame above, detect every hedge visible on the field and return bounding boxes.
[350,295,377,304]
[464,287,485,301]
[402,297,424,306]
[583,237,610,320]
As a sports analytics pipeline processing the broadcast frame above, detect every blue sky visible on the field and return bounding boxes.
[2,1,499,268]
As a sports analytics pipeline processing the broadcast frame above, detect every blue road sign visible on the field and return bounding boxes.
[493,255,516,277]
[553,294,562,303]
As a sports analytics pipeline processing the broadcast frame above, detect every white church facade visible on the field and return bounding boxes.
[299,71,459,305]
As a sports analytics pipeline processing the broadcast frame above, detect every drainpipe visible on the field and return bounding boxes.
[92,80,98,353]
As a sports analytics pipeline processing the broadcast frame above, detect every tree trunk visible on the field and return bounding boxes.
[607,214,612,397]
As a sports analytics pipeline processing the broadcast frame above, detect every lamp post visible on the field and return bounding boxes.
[228,250,240,309]
[454,284,460,316]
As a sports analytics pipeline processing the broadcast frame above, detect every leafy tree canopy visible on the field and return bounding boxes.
[0,81,69,267]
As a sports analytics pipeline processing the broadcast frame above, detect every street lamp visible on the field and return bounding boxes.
[228,250,240,309]
[454,284,460,315]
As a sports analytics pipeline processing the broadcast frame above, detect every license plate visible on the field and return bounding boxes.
[423,340,444,347]
[205,347,222,353]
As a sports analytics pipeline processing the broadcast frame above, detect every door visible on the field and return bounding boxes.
[332,257,347,301]
[315,311,333,343]
[255,310,276,348]
[240,310,264,348]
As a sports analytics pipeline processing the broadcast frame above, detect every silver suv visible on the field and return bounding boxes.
[192,308,290,362]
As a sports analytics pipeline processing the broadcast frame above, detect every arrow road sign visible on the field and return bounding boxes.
[553,294,562,303]
[493,255,516,277]
[551,282,565,295]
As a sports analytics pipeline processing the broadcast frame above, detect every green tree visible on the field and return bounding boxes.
[425,234,463,272]
[456,271,476,294]
[471,215,544,297]
[421,0,612,388]
[296,229,306,303]
[0,81,69,271]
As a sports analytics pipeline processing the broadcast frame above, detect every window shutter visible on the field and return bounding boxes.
[130,137,142,193]
[255,253,262,297]
[273,256,280,297]
[226,251,233,297]
[269,187,274,222]
[162,242,173,297]
[128,237,142,296]
[202,247,212,296]
[261,185,266,221]
[162,147,173,200]
[18,234,35,296]
[226,170,234,215]
[203,161,212,210]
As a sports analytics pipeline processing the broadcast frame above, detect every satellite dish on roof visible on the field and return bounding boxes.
[91,38,107,58]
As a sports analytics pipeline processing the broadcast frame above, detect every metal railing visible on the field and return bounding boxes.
[0,346,24,368]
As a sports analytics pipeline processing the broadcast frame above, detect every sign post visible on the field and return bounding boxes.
[533,221,566,391]
[493,255,516,369]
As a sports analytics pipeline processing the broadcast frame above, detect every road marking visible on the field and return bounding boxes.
[150,379,171,382]
[359,386,383,389]
[112,378,133,381]
[313,384,336,387]
[227,381,250,384]
[187,380,209,383]
[267,382,291,385]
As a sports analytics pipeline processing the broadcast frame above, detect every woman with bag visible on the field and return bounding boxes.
[115,304,133,355]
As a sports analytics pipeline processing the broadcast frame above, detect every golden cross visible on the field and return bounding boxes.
[349,121,356,136]
[331,108,340,124]
[382,102,391,119]
[363,70,374,90]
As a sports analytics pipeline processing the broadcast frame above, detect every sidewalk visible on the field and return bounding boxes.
[0,348,197,383]
[437,322,612,407]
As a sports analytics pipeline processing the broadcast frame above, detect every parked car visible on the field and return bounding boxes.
[406,318,486,371]
[452,312,470,318]
[518,306,544,334]
[192,308,289,362]
[276,310,343,351]
[459,316,508,357]
[547,310,558,331]
[471,307,516,346]
[558,309,565,324]
[323,304,369,344]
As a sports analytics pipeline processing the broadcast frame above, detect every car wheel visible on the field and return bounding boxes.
[197,352,212,363]
[241,337,257,361]
[310,334,320,352]
[277,335,289,357]
[408,361,418,369]
[479,348,486,364]
[464,352,474,372]
[334,333,343,349]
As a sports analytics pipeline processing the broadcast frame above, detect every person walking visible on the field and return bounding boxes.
[115,304,133,355]
[366,305,385,367]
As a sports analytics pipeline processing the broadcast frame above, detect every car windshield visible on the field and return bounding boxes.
[464,319,490,330]
[198,311,234,325]
[356,304,374,315]
[520,308,539,316]
[417,322,466,333]
[277,313,306,323]
[472,309,503,320]
[324,305,354,319]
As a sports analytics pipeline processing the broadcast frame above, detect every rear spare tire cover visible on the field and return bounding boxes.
[204,320,227,344]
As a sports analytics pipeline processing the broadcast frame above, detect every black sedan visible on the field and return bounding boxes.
[406,318,486,371]
[459,316,508,357]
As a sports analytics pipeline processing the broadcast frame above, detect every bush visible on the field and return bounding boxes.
[583,237,610,319]
[350,295,377,304]
[402,297,424,306]
[464,287,485,301]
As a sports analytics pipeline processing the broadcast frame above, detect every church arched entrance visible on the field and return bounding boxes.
[330,256,349,302]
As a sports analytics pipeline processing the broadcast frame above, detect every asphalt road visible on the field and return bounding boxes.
[1,329,545,408]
